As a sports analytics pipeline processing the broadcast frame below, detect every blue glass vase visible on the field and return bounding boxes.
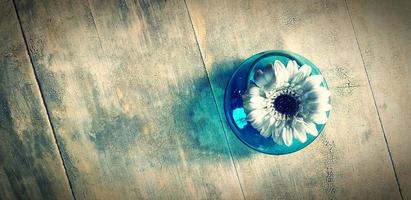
[224,50,330,155]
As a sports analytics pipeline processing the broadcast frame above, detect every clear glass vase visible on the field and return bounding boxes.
[224,50,330,155]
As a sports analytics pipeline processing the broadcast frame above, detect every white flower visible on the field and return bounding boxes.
[242,60,331,146]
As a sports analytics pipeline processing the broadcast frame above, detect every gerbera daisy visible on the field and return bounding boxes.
[242,60,331,146]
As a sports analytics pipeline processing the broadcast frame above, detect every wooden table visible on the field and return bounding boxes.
[1,0,410,199]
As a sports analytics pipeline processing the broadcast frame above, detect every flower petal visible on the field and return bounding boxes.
[260,130,271,138]
[287,60,298,77]
[293,120,307,143]
[293,128,307,143]
[304,122,318,136]
[272,121,284,145]
[282,126,293,146]
[299,75,324,94]
[260,117,276,138]
[254,64,276,89]
[272,132,284,145]
[291,64,311,84]
[302,102,332,114]
[274,121,284,137]
[262,64,275,84]
[254,69,269,88]
[315,87,331,102]
[274,60,289,85]
[301,90,318,102]
[311,112,328,124]
[246,109,268,126]
[301,86,330,103]
[316,103,332,112]
[243,100,265,111]
[247,84,263,96]
[248,96,266,104]
[305,75,323,87]
[260,118,273,137]
[298,64,312,75]
[243,94,266,112]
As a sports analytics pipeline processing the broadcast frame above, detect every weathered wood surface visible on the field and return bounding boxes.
[185,0,402,199]
[14,0,244,199]
[347,0,411,199]
[0,0,73,199]
[3,0,410,199]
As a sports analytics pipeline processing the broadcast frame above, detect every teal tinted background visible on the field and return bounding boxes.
[224,50,330,155]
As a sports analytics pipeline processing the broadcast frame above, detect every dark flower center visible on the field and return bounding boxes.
[273,94,299,116]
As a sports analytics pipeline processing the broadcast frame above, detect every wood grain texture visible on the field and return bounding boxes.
[347,0,411,199]
[0,0,73,199]
[14,0,244,199]
[186,0,402,199]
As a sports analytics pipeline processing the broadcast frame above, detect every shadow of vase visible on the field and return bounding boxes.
[169,57,258,164]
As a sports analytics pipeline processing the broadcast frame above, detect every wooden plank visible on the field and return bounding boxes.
[347,0,411,199]
[185,0,402,199]
[0,0,73,199]
[14,0,244,199]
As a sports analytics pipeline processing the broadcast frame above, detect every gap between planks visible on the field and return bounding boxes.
[183,0,247,199]
[10,0,77,199]
[344,0,404,199]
